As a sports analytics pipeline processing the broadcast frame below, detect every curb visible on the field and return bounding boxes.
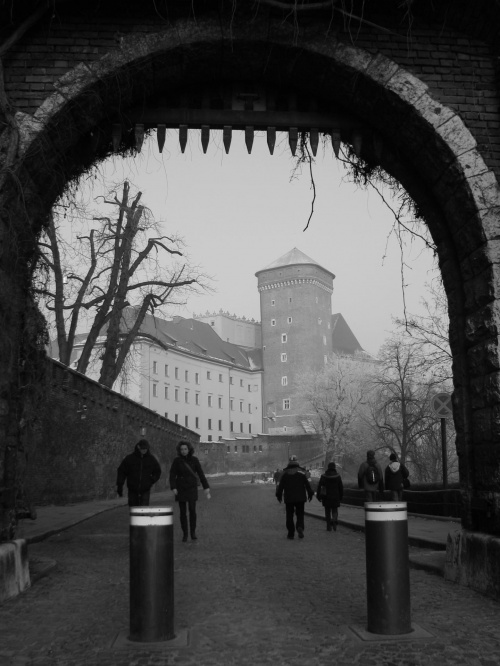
[305,510,447,553]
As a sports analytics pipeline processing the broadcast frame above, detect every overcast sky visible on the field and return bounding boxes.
[83,129,439,356]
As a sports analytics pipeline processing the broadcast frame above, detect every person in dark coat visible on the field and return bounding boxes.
[116,439,162,506]
[316,462,344,531]
[169,440,211,542]
[357,449,384,501]
[276,459,314,540]
[384,452,410,501]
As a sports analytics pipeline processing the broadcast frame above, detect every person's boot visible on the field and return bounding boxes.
[180,515,188,542]
[190,514,197,540]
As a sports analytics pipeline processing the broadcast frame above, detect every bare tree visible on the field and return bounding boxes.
[296,352,375,464]
[394,277,452,385]
[36,180,209,388]
[368,336,443,468]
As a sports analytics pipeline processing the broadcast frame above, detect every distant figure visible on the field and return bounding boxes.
[169,440,211,542]
[117,439,162,506]
[357,450,384,502]
[273,469,281,484]
[316,462,344,531]
[276,458,314,539]
[384,452,410,501]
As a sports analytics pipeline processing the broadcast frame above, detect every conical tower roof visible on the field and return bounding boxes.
[255,247,335,279]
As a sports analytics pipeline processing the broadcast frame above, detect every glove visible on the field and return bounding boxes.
[172,489,178,496]
[117,487,123,498]
[205,488,211,500]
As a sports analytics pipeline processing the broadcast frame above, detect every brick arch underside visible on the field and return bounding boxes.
[9,24,500,533]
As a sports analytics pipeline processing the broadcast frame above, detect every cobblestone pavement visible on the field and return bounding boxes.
[1,484,499,666]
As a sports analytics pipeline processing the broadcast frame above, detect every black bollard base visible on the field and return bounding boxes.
[348,623,434,643]
[111,628,194,651]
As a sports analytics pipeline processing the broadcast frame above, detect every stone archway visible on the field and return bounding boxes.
[1,8,500,593]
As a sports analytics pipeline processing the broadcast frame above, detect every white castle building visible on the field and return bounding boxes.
[54,248,368,443]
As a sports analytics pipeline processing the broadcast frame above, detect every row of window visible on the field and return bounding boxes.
[270,298,292,306]
[164,413,253,435]
[269,318,331,329]
[151,384,253,412]
[151,362,256,391]
[230,444,263,453]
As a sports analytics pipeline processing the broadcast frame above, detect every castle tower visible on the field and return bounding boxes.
[256,248,335,434]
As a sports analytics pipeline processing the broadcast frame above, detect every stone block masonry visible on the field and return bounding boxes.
[0,539,30,603]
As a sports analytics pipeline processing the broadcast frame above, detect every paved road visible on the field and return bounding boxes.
[1,484,499,665]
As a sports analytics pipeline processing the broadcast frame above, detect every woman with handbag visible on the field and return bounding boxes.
[169,440,211,542]
[316,462,343,532]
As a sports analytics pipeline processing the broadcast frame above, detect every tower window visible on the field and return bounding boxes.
[282,376,288,386]
[283,399,290,410]
[271,319,276,326]
[282,334,287,343]
[281,353,287,362]
[288,317,292,324]
[323,335,327,345]
[271,299,275,306]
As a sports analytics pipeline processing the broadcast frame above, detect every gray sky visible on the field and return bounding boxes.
[86,129,438,356]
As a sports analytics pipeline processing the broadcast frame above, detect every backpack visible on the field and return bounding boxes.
[365,463,380,485]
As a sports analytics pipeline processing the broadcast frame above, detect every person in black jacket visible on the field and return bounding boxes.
[384,452,410,501]
[276,459,314,540]
[316,462,344,531]
[116,439,162,506]
[169,440,211,542]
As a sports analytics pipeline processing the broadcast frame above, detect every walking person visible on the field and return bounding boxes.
[316,462,344,531]
[276,458,314,539]
[384,452,410,501]
[357,449,384,502]
[169,440,211,542]
[116,439,162,506]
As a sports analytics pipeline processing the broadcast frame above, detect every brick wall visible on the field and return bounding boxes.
[26,359,199,506]
[2,5,499,174]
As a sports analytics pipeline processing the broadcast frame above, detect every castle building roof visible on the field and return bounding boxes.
[255,247,335,279]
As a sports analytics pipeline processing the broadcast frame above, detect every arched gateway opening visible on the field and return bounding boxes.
[1,4,500,594]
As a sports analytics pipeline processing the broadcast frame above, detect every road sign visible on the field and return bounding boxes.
[431,392,453,418]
